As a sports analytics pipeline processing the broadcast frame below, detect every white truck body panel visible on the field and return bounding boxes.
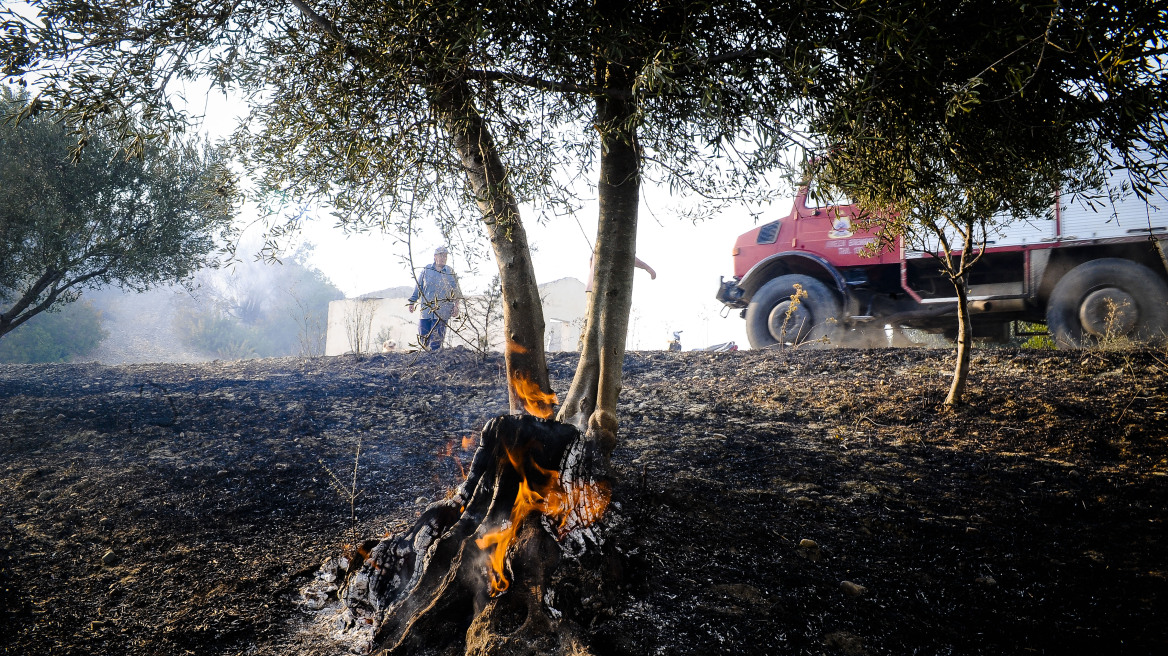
[989,213,1057,247]
[1058,187,1168,241]
[906,176,1168,259]
[905,212,1056,258]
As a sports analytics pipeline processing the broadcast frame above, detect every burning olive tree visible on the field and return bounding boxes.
[4,1,806,653]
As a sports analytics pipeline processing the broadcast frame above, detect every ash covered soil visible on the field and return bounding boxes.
[2,347,1167,656]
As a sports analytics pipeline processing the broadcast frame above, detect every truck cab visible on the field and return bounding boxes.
[717,187,908,347]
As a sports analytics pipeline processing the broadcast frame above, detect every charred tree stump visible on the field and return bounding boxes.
[328,414,612,655]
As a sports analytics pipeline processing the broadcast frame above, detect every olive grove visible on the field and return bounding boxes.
[5,0,1167,652]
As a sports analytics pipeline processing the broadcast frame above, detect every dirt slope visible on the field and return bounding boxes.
[1,347,1166,655]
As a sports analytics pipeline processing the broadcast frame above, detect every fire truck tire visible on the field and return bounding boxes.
[1046,258,1168,348]
[745,275,842,349]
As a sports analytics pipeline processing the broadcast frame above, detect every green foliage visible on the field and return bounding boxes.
[1020,335,1056,350]
[1017,322,1056,350]
[0,85,238,341]
[800,0,1168,244]
[0,300,107,363]
[2,1,807,257]
[282,262,345,357]
[172,306,260,360]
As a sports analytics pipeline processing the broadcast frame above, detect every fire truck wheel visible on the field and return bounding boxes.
[745,274,842,349]
[1046,258,1168,348]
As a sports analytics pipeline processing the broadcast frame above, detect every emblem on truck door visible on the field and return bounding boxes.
[827,215,854,239]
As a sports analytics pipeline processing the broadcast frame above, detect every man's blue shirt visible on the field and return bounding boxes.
[408,264,461,320]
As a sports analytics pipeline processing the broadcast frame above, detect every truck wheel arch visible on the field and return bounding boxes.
[738,252,848,301]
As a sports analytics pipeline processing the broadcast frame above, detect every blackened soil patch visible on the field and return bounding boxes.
[1,347,1166,655]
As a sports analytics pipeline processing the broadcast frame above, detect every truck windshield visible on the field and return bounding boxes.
[804,181,853,209]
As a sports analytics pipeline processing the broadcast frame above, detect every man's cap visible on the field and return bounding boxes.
[434,246,449,255]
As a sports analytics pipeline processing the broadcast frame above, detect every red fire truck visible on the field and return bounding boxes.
[715,183,1168,349]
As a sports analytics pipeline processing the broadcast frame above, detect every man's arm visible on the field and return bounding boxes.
[634,257,657,280]
[408,269,424,312]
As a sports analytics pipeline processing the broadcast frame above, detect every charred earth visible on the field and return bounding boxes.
[2,347,1167,655]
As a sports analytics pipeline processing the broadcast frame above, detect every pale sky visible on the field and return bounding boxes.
[203,83,783,350]
[5,1,779,350]
[284,190,774,350]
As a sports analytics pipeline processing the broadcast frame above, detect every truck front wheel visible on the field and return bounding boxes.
[745,275,842,349]
[1046,258,1168,348]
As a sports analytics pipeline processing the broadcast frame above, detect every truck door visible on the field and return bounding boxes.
[794,187,894,266]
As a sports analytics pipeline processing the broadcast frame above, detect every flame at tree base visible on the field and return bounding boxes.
[475,370,610,596]
[325,412,605,655]
[475,451,611,595]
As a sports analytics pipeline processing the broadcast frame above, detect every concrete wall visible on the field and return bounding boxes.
[540,277,586,352]
[324,277,586,355]
[325,296,418,355]
[540,277,586,323]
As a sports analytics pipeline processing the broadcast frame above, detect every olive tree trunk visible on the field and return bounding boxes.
[556,84,641,462]
[288,0,551,405]
[315,80,629,656]
[943,218,978,407]
[430,79,551,409]
[284,8,604,656]
[945,279,973,407]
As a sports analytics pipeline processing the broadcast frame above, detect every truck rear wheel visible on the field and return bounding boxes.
[745,274,842,349]
[1045,258,1168,348]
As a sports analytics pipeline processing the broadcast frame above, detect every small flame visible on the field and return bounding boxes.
[510,372,558,419]
[441,439,467,480]
[462,434,477,451]
[475,441,611,595]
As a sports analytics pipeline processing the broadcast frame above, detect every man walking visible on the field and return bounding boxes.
[408,246,462,350]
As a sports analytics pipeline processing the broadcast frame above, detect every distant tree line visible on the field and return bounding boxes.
[0,301,105,363]
[172,254,343,359]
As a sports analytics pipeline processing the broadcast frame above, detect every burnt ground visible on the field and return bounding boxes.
[1,347,1166,656]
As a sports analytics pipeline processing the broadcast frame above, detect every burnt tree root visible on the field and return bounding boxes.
[329,414,616,656]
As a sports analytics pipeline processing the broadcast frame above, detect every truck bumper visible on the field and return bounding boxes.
[716,276,748,309]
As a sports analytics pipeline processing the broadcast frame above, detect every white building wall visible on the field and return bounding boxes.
[324,277,587,355]
[325,296,417,355]
[540,277,586,352]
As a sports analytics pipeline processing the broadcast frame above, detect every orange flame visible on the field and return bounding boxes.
[474,442,611,595]
[441,439,467,480]
[510,372,558,419]
[462,433,477,450]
